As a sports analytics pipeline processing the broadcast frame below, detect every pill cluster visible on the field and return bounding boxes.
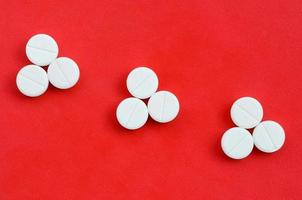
[16,34,80,97]
[221,97,285,159]
[116,67,180,130]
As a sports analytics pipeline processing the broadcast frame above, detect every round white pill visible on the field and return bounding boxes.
[253,120,285,153]
[16,65,49,97]
[126,67,158,99]
[116,97,149,130]
[147,91,180,123]
[221,127,254,159]
[230,97,263,129]
[47,57,80,89]
[26,34,59,66]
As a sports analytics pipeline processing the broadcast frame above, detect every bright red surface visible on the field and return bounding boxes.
[1,0,302,199]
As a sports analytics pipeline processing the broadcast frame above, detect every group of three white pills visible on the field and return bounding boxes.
[16,34,285,160]
[116,67,180,130]
[16,34,80,97]
[222,97,285,159]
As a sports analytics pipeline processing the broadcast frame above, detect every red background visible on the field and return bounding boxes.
[1,0,302,199]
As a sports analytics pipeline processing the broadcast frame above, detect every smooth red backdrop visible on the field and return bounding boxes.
[1,0,302,199]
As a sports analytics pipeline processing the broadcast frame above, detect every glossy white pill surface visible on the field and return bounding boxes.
[231,97,263,129]
[147,91,179,123]
[253,120,285,153]
[26,34,59,66]
[16,65,49,97]
[116,97,148,130]
[221,127,254,159]
[126,67,158,99]
[47,57,80,89]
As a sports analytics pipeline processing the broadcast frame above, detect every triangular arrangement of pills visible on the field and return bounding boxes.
[116,67,180,130]
[221,97,286,159]
[16,34,80,97]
